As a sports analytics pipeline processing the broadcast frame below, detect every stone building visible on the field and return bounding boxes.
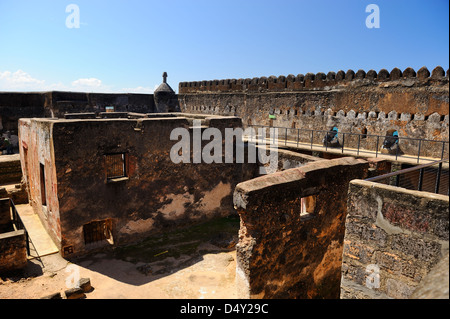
[18,113,243,257]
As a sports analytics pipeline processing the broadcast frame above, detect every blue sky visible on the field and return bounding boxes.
[0,0,448,93]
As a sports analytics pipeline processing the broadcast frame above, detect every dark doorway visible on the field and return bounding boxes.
[40,163,46,206]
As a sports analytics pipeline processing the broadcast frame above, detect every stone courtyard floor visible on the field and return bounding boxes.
[0,216,239,299]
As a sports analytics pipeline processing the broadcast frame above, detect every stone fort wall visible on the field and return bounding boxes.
[233,157,370,298]
[179,66,448,109]
[179,66,448,116]
[0,91,156,132]
[1,66,449,158]
[178,66,449,158]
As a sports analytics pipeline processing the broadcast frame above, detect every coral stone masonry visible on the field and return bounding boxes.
[18,114,244,257]
[341,180,449,299]
[1,67,448,299]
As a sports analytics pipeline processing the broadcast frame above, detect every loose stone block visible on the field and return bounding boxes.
[78,277,93,293]
[65,287,86,299]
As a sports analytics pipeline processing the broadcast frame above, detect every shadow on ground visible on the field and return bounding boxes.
[0,259,44,282]
[70,215,240,287]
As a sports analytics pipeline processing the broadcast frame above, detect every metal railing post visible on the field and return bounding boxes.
[285,127,287,146]
[435,162,442,194]
[395,174,401,187]
[357,134,361,156]
[375,135,379,158]
[395,138,400,160]
[417,168,424,191]
[25,232,30,256]
[272,127,276,145]
[417,139,422,164]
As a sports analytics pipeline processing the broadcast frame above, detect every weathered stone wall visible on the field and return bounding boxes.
[44,91,156,118]
[19,114,244,257]
[0,92,45,132]
[410,252,449,299]
[233,157,369,299]
[178,67,449,159]
[0,154,22,185]
[0,184,28,205]
[0,198,27,273]
[341,180,449,299]
[0,229,27,273]
[18,118,61,249]
[271,148,323,172]
[4,67,448,157]
[180,67,448,115]
[0,91,157,132]
[0,198,11,230]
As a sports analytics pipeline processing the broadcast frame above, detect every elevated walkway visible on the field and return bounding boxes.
[280,140,449,167]
[15,204,59,259]
[245,136,449,168]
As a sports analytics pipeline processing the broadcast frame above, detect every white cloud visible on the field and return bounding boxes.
[120,85,157,94]
[0,69,70,91]
[0,69,46,91]
[0,69,155,94]
[71,77,103,88]
[70,77,114,92]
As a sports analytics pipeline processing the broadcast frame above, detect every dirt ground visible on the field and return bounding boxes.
[0,217,239,299]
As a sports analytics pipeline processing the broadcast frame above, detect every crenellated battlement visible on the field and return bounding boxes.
[179,66,449,94]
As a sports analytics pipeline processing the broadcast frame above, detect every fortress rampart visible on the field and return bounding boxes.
[178,66,449,159]
[0,91,157,132]
[180,66,448,103]
[1,66,449,159]
[179,66,448,115]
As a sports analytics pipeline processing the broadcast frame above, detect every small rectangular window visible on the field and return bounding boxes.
[300,195,316,219]
[105,153,127,180]
[83,219,113,246]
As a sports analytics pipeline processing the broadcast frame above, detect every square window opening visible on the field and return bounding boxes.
[83,219,114,246]
[105,153,127,180]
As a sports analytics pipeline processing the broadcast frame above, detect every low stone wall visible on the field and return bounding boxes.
[0,198,11,228]
[0,154,22,185]
[0,184,28,205]
[0,229,27,273]
[233,157,369,298]
[0,91,157,132]
[410,252,449,299]
[0,198,27,273]
[341,180,449,299]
